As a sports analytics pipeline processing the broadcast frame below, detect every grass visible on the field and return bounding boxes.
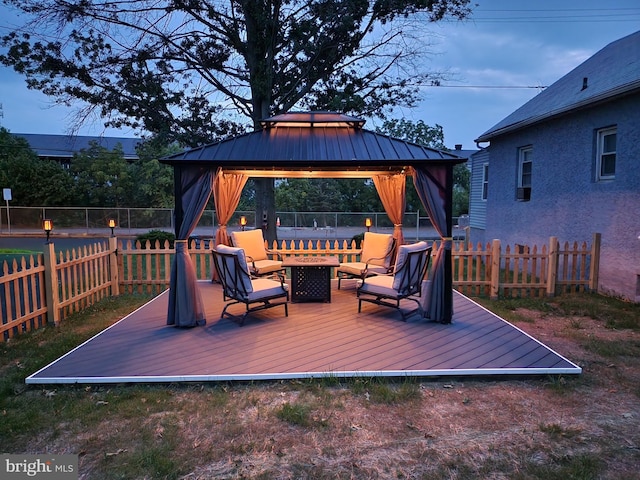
[0,248,39,254]
[0,249,41,269]
[0,295,153,447]
[1,291,639,479]
[476,292,640,331]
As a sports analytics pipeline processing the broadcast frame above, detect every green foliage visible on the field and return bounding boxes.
[128,137,178,208]
[275,178,382,213]
[135,230,176,248]
[70,141,133,207]
[0,128,76,206]
[452,163,470,216]
[351,232,364,248]
[377,119,446,149]
[375,120,471,216]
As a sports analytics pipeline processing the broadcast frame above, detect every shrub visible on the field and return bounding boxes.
[351,232,365,248]
[136,230,176,249]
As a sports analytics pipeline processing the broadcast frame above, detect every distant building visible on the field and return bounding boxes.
[449,144,477,165]
[469,30,640,302]
[12,133,141,167]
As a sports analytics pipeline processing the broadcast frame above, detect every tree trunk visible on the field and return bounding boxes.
[251,98,277,242]
[255,177,277,243]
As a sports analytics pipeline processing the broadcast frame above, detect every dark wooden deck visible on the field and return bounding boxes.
[27,281,581,384]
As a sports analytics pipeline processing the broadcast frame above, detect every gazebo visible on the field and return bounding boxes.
[159,111,465,328]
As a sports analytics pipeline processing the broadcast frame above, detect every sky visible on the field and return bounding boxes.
[0,1,639,150]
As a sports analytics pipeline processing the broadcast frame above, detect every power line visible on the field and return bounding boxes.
[453,7,640,23]
[427,84,547,90]
[480,8,640,12]
[470,18,640,23]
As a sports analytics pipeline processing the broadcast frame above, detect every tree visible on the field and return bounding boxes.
[377,118,446,149]
[0,128,75,206]
[70,142,133,207]
[1,0,472,240]
[376,118,470,216]
[276,178,381,213]
[130,138,180,208]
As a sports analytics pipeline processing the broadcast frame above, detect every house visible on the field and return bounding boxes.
[12,133,141,167]
[470,30,640,302]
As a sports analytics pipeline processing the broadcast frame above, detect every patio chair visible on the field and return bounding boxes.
[356,241,432,321]
[212,245,289,326]
[337,232,396,289]
[230,229,285,278]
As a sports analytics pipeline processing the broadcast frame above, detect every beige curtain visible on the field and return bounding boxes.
[213,168,249,247]
[372,173,406,247]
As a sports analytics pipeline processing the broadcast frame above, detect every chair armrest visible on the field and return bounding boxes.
[245,254,257,266]
[361,270,393,281]
[364,253,394,273]
[265,248,283,261]
[365,254,390,266]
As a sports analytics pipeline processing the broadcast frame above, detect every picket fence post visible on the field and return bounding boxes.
[109,236,120,296]
[589,232,601,292]
[42,242,61,325]
[546,236,558,297]
[490,239,500,300]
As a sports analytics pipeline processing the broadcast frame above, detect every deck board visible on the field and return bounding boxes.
[26,281,581,384]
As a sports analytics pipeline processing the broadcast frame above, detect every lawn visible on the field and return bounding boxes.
[1,292,639,479]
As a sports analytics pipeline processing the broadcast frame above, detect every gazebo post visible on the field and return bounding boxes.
[173,167,184,236]
[443,164,454,323]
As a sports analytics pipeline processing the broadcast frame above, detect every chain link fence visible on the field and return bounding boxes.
[1,206,465,241]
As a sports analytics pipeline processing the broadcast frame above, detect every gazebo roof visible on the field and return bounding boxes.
[161,112,464,177]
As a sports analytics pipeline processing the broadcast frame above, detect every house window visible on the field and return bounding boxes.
[517,146,532,201]
[481,163,489,201]
[597,127,616,180]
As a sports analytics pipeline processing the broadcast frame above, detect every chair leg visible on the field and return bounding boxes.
[357,294,425,322]
[220,299,240,319]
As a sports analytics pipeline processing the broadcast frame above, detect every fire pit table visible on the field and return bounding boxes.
[282,256,340,302]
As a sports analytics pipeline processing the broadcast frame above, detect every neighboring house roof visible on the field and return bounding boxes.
[476,30,640,143]
[448,147,477,161]
[161,112,465,173]
[13,133,142,160]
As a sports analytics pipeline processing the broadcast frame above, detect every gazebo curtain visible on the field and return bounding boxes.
[213,168,249,247]
[372,173,406,247]
[411,165,453,324]
[167,166,213,327]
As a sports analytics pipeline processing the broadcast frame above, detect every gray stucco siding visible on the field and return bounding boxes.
[472,95,640,301]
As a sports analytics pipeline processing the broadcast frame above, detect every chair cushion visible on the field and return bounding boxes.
[215,244,253,293]
[338,262,388,277]
[252,259,283,275]
[361,232,394,268]
[357,275,401,299]
[392,241,428,291]
[230,229,268,261]
[247,278,289,301]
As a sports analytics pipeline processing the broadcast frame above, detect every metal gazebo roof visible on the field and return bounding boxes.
[160,112,464,176]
